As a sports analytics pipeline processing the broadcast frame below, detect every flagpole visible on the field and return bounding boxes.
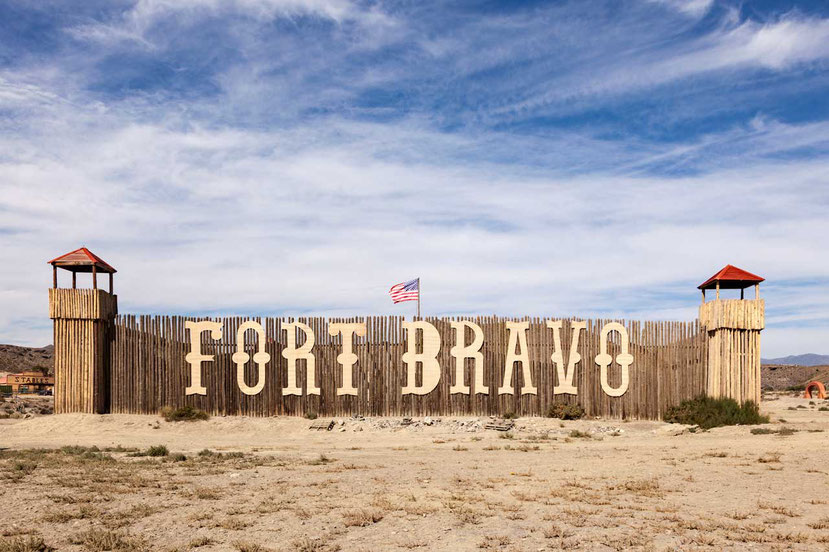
[417,277,421,319]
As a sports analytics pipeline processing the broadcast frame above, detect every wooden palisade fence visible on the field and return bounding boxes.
[108,315,708,420]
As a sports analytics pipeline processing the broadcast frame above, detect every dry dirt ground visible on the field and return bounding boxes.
[1,395,828,552]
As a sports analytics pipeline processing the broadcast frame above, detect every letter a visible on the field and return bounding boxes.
[499,321,536,395]
[596,322,634,397]
[185,320,223,395]
[401,321,441,395]
[546,320,586,395]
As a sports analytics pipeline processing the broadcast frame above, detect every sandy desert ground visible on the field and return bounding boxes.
[1,395,828,552]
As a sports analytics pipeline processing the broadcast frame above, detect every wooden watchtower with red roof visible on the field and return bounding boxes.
[698,265,765,404]
[48,247,118,413]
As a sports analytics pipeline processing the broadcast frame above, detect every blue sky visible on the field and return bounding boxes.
[1,0,828,357]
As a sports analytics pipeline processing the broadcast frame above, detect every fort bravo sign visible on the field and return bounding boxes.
[47,248,766,420]
[183,319,633,398]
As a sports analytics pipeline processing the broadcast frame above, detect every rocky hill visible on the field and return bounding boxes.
[762,354,829,366]
[762,364,829,391]
[0,344,54,375]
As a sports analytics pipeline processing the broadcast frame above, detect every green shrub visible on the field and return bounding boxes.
[160,405,209,422]
[568,430,591,439]
[664,396,769,429]
[546,402,585,420]
[304,412,318,420]
[146,445,168,457]
[502,412,518,420]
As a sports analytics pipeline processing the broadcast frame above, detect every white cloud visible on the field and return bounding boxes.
[650,0,713,18]
[1,87,828,358]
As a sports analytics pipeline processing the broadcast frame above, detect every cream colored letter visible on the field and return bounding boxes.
[401,321,441,395]
[499,321,536,395]
[329,322,367,396]
[232,321,270,396]
[449,320,486,395]
[185,321,223,396]
[547,320,586,395]
[282,322,319,396]
[595,322,633,397]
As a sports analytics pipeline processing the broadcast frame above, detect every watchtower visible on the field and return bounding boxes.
[48,247,117,413]
[698,265,764,404]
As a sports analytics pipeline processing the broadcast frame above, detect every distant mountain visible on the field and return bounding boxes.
[762,353,829,367]
[0,344,54,375]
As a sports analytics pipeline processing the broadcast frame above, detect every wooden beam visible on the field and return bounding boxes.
[740,288,744,300]
[109,272,114,295]
[701,289,705,304]
[92,265,97,290]
[755,284,759,300]
[72,271,76,289]
[52,265,57,289]
[716,282,720,300]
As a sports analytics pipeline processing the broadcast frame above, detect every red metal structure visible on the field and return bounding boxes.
[48,247,117,293]
[698,264,764,302]
[804,381,827,400]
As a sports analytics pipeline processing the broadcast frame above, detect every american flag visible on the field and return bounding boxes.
[389,278,419,304]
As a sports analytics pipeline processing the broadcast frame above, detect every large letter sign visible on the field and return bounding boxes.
[179,317,637,403]
[232,321,270,396]
[329,322,367,396]
[499,321,537,395]
[595,322,633,397]
[547,320,586,395]
[401,321,442,395]
[185,321,223,396]
[282,322,319,396]
[449,320,487,394]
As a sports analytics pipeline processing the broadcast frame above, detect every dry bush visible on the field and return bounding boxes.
[69,528,149,552]
[546,402,585,420]
[758,453,782,464]
[0,536,55,552]
[342,508,384,527]
[187,537,214,548]
[805,517,829,530]
[160,405,209,422]
[233,542,271,552]
[543,524,575,539]
[478,535,511,549]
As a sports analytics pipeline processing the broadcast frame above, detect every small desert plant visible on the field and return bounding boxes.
[568,430,591,439]
[664,397,768,429]
[342,508,384,527]
[750,427,775,435]
[502,411,518,420]
[128,444,169,457]
[546,402,585,420]
[0,536,55,552]
[69,529,147,552]
[304,412,318,420]
[233,542,270,552]
[160,405,209,422]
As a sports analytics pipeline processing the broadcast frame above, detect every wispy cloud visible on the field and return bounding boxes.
[0,0,828,357]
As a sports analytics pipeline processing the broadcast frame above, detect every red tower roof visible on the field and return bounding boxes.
[47,247,116,273]
[698,265,763,290]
